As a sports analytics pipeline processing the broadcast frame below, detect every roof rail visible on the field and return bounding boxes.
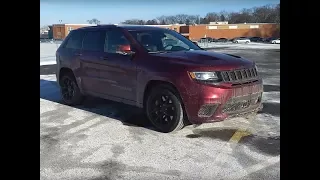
[96,24,117,26]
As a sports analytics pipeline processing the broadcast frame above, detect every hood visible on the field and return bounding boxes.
[151,50,254,69]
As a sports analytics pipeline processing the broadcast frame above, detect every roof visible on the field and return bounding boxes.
[52,23,96,26]
[118,25,168,30]
[75,24,168,31]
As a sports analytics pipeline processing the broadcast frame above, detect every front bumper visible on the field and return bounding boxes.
[181,80,263,124]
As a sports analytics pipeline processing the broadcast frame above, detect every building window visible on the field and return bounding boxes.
[229,25,238,29]
[207,26,218,29]
[250,25,259,29]
[68,27,73,32]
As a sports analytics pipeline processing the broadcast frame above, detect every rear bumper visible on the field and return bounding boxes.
[181,79,263,124]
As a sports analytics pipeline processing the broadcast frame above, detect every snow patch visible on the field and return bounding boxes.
[262,92,280,103]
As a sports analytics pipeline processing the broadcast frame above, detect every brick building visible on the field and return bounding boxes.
[52,24,95,40]
[180,23,280,40]
[143,23,279,40]
[51,23,279,41]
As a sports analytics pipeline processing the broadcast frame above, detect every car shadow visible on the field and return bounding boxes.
[40,79,153,130]
[263,84,280,92]
[40,79,279,132]
[186,127,279,156]
[258,102,280,116]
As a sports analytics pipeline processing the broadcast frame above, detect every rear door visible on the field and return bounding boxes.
[79,28,138,102]
[56,30,85,85]
[79,30,107,94]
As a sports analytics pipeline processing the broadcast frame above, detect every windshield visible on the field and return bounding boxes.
[128,29,201,53]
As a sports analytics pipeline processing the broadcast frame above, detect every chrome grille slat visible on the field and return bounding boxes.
[241,70,246,79]
[230,71,236,81]
[222,67,258,83]
[236,71,242,79]
[224,72,230,81]
[250,68,255,77]
[243,69,248,78]
[247,69,252,77]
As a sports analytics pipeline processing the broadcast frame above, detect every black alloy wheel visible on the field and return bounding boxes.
[146,86,184,133]
[60,74,84,105]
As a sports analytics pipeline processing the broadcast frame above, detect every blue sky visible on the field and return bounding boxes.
[40,0,280,26]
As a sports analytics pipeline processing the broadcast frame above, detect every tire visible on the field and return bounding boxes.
[245,41,249,44]
[145,85,185,133]
[60,73,84,105]
[235,41,239,43]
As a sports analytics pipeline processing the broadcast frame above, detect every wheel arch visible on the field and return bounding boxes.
[142,80,190,123]
[59,67,75,85]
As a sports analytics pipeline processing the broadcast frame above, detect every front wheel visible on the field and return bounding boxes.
[60,73,84,105]
[145,85,185,133]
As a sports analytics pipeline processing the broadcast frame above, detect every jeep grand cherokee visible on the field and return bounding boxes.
[56,25,263,133]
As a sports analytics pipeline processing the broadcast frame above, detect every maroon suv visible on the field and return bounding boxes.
[56,25,263,133]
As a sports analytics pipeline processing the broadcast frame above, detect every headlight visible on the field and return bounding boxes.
[189,71,219,81]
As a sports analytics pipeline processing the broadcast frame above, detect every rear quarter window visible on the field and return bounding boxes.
[64,30,85,49]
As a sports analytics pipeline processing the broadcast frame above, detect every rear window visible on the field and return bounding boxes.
[64,30,85,49]
[82,31,106,52]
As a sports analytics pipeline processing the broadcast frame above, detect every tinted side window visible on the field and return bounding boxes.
[82,31,106,52]
[65,30,85,49]
[105,29,130,53]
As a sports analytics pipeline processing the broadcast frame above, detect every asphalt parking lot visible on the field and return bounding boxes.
[40,45,280,180]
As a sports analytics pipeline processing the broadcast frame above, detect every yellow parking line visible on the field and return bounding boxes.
[229,130,251,143]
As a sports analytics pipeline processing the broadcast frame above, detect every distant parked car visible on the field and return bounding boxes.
[216,38,228,42]
[199,38,206,43]
[271,38,280,44]
[263,37,277,43]
[40,38,54,43]
[206,37,216,42]
[249,37,263,42]
[199,37,215,43]
[233,37,250,43]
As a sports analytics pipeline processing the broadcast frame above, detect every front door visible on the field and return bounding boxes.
[98,28,137,102]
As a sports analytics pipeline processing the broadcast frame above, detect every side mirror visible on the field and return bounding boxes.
[193,41,198,46]
[117,44,135,56]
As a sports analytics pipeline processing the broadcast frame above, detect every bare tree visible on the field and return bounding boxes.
[252,4,278,23]
[205,12,220,23]
[87,18,101,24]
[121,3,280,25]
[145,19,159,25]
[219,11,230,21]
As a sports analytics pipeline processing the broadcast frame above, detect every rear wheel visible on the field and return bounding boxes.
[60,73,84,105]
[145,85,185,133]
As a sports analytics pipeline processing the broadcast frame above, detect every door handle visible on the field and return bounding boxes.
[74,53,82,56]
[100,56,108,60]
